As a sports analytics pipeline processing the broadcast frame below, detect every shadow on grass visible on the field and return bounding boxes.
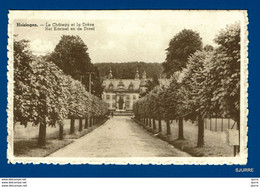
[132,118,213,157]
[14,139,73,157]
[14,117,109,157]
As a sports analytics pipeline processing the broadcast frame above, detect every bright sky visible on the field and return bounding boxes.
[13,10,245,63]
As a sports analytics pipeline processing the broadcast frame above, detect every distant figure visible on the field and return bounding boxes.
[111,112,114,118]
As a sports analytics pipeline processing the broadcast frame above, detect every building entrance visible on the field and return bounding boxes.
[118,96,124,110]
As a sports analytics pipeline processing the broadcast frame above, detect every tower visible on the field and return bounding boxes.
[135,68,140,80]
[139,71,148,94]
[142,70,146,79]
[108,67,113,79]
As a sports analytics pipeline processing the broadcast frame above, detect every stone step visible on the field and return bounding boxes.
[112,111,134,116]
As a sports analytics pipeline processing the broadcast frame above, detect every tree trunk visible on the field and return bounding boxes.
[166,119,171,135]
[149,118,152,127]
[215,118,217,132]
[145,118,148,126]
[59,123,63,140]
[210,118,212,131]
[197,114,204,147]
[89,117,92,127]
[84,117,89,129]
[89,117,93,127]
[158,118,162,132]
[70,117,75,134]
[152,118,156,130]
[38,121,46,146]
[178,117,184,140]
[79,118,83,131]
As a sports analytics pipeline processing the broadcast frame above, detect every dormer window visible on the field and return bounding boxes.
[117,80,125,90]
[108,82,114,90]
[128,82,134,91]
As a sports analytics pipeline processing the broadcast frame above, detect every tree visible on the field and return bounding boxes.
[14,39,35,126]
[211,22,240,123]
[203,45,214,52]
[168,75,185,140]
[147,74,160,91]
[48,35,103,97]
[94,62,164,79]
[210,23,240,154]
[14,39,108,146]
[162,29,203,77]
[181,50,215,147]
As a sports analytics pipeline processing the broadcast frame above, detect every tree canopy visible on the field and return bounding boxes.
[47,35,103,97]
[14,39,108,145]
[162,29,203,77]
[94,62,164,79]
[210,22,240,122]
[133,22,241,148]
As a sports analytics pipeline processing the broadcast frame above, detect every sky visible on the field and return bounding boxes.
[13,10,245,63]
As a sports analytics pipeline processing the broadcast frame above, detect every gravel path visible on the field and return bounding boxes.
[49,116,191,157]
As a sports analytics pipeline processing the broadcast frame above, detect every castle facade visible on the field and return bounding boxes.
[101,69,148,111]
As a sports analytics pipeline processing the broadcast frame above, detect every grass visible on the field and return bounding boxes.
[132,118,234,157]
[14,118,109,157]
[14,139,73,157]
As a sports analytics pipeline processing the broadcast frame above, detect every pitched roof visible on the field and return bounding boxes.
[102,79,141,91]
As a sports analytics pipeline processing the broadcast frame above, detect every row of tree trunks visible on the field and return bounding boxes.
[39,116,106,146]
[139,117,161,132]
[60,116,102,136]
[47,116,106,145]
[70,117,91,134]
[138,116,206,149]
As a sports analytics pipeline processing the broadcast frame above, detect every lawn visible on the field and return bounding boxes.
[14,117,108,157]
[133,118,234,157]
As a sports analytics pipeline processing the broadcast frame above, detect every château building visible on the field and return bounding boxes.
[101,68,148,111]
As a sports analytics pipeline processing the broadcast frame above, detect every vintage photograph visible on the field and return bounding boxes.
[7,10,248,164]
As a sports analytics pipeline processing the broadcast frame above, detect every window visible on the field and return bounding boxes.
[108,83,114,90]
[106,95,110,100]
[112,102,116,108]
[125,101,130,108]
[126,95,130,100]
[129,85,133,91]
[112,95,116,100]
[133,95,136,100]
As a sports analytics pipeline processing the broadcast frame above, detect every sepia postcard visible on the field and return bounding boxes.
[7,10,248,165]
